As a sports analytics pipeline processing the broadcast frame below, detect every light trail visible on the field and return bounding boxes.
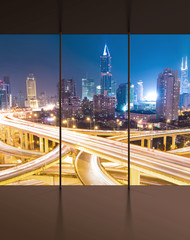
[0,113,190,185]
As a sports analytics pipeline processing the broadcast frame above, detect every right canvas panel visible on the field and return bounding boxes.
[129,34,190,185]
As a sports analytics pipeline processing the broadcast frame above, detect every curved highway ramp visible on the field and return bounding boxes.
[75,151,120,185]
[0,145,70,185]
[0,140,43,158]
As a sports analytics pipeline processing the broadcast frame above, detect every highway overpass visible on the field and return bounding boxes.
[0,114,189,185]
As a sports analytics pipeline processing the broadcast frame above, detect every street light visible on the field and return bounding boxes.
[62,119,68,128]
[166,119,170,130]
[72,125,76,129]
[94,126,98,130]
[148,124,153,131]
[116,119,120,130]
[86,117,91,129]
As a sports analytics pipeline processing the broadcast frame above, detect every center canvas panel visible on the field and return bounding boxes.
[61,34,129,185]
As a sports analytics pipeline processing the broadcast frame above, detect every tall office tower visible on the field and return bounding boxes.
[96,85,101,94]
[3,76,11,108]
[17,91,25,108]
[100,44,112,96]
[93,91,115,119]
[129,84,134,108]
[156,68,180,120]
[61,78,76,102]
[111,79,116,97]
[180,56,188,94]
[0,80,8,109]
[137,80,143,102]
[25,74,38,108]
[116,83,134,111]
[82,77,95,101]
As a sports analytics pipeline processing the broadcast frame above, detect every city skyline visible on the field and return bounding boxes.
[0,35,190,100]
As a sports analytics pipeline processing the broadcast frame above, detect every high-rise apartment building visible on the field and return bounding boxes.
[156,68,180,120]
[25,74,38,108]
[93,91,115,119]
[180,56,188,94]
[111,79,116,97]
[100,44,112,96]
[61,78,76,102]
[17,91,25,108]
[137,80,143,102]
[3,76,11,108]
[82,77,95,101]
[0,80,8,109]
[82,97,93,118]
[116,83,134,111]
[62,96,81,118]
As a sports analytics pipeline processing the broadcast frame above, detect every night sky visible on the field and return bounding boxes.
[131,35,190,98]
[0,35,59,97]
[0,34,190,99]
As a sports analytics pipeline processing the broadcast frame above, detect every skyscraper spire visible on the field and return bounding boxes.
[103,44,110,56]
[101,44,112,96]
[181,57,184,70]
[185,56,188,69]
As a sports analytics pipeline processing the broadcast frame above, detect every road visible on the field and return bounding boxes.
[110,129,190,142]
[0,145,70,185]
[0,140,43,158]
[0,114,189,185]
[75,151,120,185]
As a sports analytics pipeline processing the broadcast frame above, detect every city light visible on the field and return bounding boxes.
[43,104,55,111]
[144,92,157,101]
[123,105,127,111]
[46,117,54,122]
[148,124,153,129]
[0,35,190,187]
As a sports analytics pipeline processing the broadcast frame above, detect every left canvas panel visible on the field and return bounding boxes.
[0,34,60,185]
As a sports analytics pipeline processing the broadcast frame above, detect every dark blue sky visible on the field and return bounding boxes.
[62,34,128,96]
[0,34,189,98]
[0,35,59,96]
[131,35,190,97]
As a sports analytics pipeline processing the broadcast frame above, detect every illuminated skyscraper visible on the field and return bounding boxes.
[0,80,8,109]
[137,80,143,102]
[82,77,95,101]
[3,76,11,108]
[180,56,188,94]
[25,74,38,108]
[116,83,134,111]
[156,68,180,120]
[111,79,116,97]
[96,85,101,94]
[93,92,115,119]
[17,91,25,108]
[100,44,112,96]
[61,78,76,102]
